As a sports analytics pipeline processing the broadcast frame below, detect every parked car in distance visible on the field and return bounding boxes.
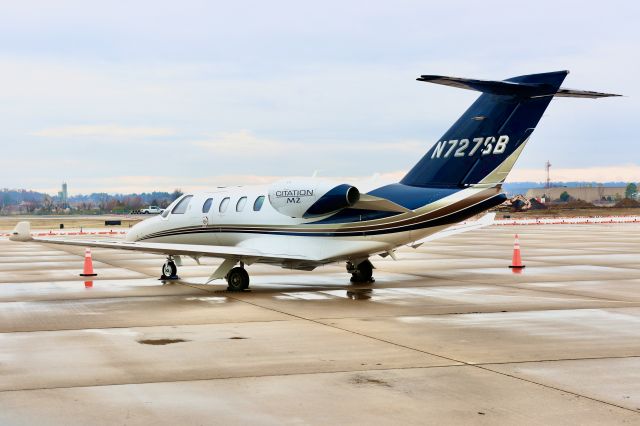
[137,206,164,214]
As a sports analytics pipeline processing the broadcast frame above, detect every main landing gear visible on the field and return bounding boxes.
[347,259,375,283]
[160,256,251,291]
[226,266,250,292]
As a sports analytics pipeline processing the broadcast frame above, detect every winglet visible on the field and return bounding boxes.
[10,221,32,242]
[412,212,495,245]
[478,212,496,225]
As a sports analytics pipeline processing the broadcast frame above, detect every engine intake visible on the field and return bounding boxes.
[304,184,359,217]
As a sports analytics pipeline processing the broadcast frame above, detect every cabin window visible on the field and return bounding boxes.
[236,197,247,212]
[171,195,193,214]
[253,195,265,211]
[219,197,230,213]
[202,198,213,213]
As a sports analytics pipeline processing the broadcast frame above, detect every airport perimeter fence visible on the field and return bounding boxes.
[494,215,640,226]
[2,216,640,237]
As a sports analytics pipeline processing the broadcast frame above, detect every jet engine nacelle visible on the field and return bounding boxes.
[268,179,360,218]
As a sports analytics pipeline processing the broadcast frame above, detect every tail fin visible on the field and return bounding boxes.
[401,71,620,188]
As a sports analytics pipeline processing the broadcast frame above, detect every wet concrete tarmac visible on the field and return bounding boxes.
[0,224,639,425]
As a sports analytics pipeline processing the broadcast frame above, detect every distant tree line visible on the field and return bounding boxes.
[0,188,184,214]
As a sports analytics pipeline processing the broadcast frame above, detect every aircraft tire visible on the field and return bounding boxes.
[162,260,177,279]
[349,260,374,283]
[226,267,249,291]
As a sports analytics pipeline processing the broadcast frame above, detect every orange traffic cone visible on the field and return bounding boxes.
[79,248,97,277]
[509,234,525,269]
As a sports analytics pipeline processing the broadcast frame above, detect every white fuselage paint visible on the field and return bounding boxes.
[126,184,495,266]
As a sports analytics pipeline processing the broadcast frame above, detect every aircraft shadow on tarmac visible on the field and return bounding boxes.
[157,276,377,299]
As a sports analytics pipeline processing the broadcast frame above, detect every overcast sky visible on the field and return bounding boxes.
[1,0,638,194]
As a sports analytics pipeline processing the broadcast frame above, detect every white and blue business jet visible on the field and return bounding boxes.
[11,71,619,290]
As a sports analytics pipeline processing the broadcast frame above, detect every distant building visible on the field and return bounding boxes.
[526,186,626,203]
[57,182,68,207]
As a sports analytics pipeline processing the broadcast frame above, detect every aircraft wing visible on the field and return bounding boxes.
[10,213,494,268]
[9,222,311,263]
[38,237,311,261]
[409,213,495,248]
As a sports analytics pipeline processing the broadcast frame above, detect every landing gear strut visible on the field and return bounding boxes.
[226,263,250,292]
[161,258,179,280]
[347,260,374,283]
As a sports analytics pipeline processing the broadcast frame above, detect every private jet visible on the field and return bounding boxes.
[11,70,619,290]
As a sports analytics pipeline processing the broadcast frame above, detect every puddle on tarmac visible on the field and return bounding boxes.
[137,338,189,345]
[349,374,391,387]
[185,297,227,304]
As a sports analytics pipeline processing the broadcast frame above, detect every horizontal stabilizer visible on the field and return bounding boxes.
[352,194,412,213]
[554,88,622,98]
[417,74,620,98]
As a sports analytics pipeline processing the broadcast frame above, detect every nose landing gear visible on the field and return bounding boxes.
[161,258,179,280]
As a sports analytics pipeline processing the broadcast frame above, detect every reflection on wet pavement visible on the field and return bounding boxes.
[346,288,373,300]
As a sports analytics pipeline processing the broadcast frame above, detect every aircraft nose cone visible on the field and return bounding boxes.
[126,221,147,242]
[125,227,139,242]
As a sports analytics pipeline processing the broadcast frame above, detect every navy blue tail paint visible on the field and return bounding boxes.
[401,71,569,188]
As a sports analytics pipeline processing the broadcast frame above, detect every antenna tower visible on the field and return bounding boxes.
[545,161,552,189]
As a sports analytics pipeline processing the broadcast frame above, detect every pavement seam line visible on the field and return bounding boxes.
[310,304,640,321]
[0,364,466,394]
[398,270,640,304]
[0,317,295,334]
[215,289,640,416]
[475,364,640,415]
